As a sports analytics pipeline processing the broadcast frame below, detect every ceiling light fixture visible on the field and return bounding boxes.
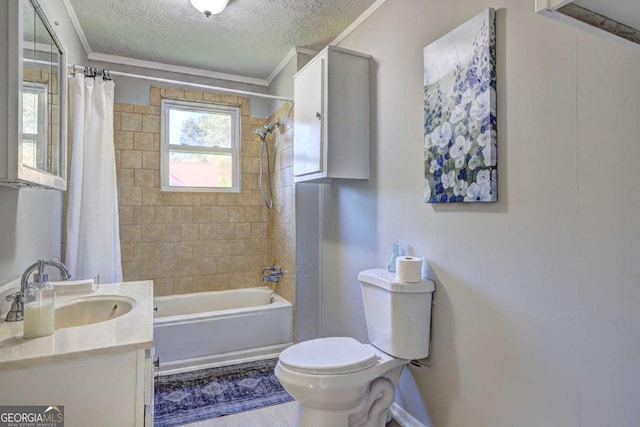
[189,0,230,17]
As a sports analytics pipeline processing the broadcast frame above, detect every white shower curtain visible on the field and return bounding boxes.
[65,73,123,282]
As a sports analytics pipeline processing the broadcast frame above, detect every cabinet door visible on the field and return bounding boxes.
[293,57,324,177]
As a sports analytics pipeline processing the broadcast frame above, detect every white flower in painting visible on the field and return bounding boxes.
[460,89,474,107]
[468,120,480,134]
[454,180,469,197]
[429,159,440,173]
[483,140,497,167]
[476,169,490,183]
[449,105,467,124]
[455,156,465,169]
[468,155,482,170]
[477,130,492,147]
[450,135,471,160]
[464,181,492,202]
[470,93,491,121]
[430,122,453,148]
[455,123,467,137]
[441,170,456,189]
[424,179,431,202]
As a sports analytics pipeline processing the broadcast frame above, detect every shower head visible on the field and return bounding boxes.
[253,128,267,139]
[253,122,280,140]
[264,122,280,133]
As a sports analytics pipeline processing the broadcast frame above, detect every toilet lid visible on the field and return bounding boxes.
[279,337,378,375]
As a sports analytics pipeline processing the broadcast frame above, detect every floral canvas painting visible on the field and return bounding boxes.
[424,9,497,203]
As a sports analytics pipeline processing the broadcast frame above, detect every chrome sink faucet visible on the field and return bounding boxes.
[262,265,284,283]
[5,259,71,322]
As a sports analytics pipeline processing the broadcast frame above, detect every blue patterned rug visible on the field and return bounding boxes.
[154,358,293,427]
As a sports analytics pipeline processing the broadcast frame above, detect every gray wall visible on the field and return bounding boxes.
[315,0,640,425]
[0,0,87,286]
[268,52,313,114]
[269,51,321,342]
[0,188,62,284]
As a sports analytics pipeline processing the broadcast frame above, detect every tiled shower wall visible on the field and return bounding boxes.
[114,86,274,296]
[266,102,296,307]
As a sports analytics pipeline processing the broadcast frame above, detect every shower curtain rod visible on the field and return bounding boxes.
[68,65,292,102]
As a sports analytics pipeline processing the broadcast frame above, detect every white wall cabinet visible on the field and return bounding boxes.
[0,0,68,190]
[293,46,370,183]
[0,349,155,426]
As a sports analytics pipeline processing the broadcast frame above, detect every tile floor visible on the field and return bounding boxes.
[182,402,402,426]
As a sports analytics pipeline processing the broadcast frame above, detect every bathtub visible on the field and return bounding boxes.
[154,287,292,373]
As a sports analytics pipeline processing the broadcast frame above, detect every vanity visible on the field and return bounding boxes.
[0,281,155,427]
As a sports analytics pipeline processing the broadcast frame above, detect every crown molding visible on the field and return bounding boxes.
[266,47,317,84]
[330,0,389,46]
[88,52,270,87]
[60,0,92,56]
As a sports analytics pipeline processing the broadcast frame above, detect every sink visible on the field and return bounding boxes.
[55,296,135,330]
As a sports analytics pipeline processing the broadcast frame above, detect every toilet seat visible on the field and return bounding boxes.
[279,337,379,375]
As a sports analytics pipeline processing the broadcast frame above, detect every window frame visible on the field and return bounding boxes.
[160,98,241,193]
[21,82,48,171]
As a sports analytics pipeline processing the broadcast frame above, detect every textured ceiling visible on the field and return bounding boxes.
[68,0,376,80]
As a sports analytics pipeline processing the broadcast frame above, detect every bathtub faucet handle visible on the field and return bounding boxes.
[262,265,284,283]
[262,265,277,276]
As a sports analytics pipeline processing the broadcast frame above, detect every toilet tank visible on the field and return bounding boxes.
[358,268,435,360]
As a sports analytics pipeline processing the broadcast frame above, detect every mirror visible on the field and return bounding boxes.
[20,0,66,187]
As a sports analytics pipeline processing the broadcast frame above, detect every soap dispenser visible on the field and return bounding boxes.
[387,241,400,273]
[23,270,55,339]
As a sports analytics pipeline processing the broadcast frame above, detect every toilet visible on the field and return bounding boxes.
[275,268,435,427]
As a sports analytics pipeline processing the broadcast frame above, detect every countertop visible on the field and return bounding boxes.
[0,281,154,370]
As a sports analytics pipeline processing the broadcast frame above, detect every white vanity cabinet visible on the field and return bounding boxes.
[0,348,155,426]
[293,46,370,183]
[0,281,155,426]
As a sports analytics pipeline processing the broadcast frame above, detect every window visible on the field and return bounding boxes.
[161,99,240,192]
[22,82,48,170]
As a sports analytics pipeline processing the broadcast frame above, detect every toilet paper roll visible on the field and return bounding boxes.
[395,256,423,283]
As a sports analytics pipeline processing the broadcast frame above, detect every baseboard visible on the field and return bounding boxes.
[390,403,427,427]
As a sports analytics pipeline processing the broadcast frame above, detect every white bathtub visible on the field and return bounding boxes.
[154,287,292,373]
